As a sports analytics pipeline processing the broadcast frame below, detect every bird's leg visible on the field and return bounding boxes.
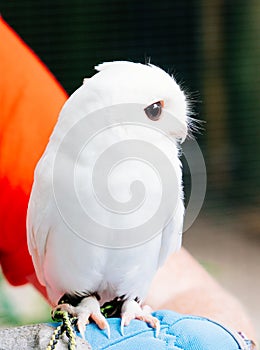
[121,299,160,337]
[52,295,110,339]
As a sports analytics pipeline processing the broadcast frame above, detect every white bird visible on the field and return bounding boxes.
[27,61,189,338]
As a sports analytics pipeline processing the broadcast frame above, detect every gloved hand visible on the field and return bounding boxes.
[80,310,255,350]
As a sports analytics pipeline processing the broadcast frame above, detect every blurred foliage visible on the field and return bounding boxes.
[0,273,21,326]
[0,271,51,326]
[223,1,260,203]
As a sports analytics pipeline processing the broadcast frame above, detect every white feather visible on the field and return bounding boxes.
[27,61,188,305]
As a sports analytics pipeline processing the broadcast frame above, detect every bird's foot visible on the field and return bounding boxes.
[121,300,160,337]
[52,296,110,339]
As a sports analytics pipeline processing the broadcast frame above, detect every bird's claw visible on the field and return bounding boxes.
[76,297,111,339]
[104,319,111,339]
[77,319,88,340]
[155,319,160,338]
[120,300,160,337]
[77,316,110,339]
[147,315,160,337]
[120,315,126,336]
[52,296,111,339]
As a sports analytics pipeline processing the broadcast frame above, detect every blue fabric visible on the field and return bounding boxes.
[83,310,244,349]
[50,310,245,349]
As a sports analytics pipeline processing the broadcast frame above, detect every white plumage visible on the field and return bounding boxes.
[27,61,188,336]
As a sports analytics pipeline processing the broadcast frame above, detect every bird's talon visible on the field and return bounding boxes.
[120,316,126,336]
[120,300,160,337]
[77,320,86,340]
[104,320,111,339]
[155,320,161,338]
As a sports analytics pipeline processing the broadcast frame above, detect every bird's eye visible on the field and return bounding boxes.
[144,101,164,121]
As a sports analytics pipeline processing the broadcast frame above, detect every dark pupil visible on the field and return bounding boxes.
[149,104,160,117]
[144,101,162,121]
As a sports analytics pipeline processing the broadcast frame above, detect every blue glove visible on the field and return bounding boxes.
[80,310,254,350]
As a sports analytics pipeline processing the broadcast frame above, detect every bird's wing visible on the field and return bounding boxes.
[27,152,53,286]
[157,200,184,267]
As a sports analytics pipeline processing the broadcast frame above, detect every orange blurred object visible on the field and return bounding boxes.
[0,17,68,285]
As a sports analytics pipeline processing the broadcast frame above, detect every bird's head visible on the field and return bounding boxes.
[59,61,191,143]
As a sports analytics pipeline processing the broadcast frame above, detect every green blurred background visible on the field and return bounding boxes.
[0,0,259,337]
